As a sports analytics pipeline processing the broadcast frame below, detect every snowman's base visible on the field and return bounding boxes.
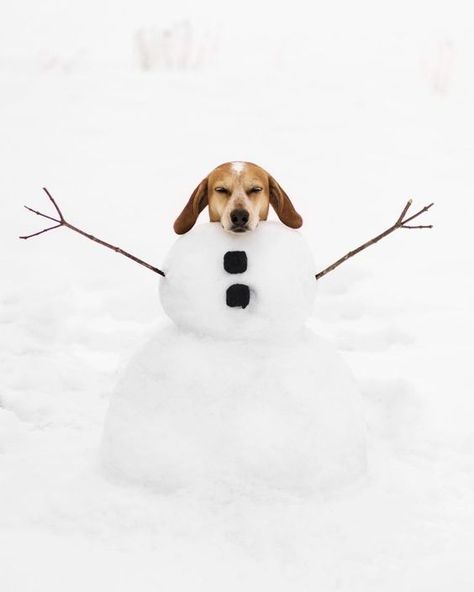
[101,324,366,495]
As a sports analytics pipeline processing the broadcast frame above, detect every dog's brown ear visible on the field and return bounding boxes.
[174,177,209,234]
[268,175,303,228]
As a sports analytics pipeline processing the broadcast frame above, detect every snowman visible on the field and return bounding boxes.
[21,163,433,494]
[101,161,368,495]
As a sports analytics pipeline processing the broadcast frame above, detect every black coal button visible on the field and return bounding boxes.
[223,251,247,274]
[226,284,250,308]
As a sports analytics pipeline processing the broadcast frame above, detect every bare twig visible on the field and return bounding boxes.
[400,202,434,225]
[396,198,413,224]
[402,225,433,229]
[315,200,434,280]
[42,187,64,221]
[19,223,62,239]
[20,188,165,277]
[23,204,60,224]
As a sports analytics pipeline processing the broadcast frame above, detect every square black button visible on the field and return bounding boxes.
[223,251,247,274]
[226,284,250,308]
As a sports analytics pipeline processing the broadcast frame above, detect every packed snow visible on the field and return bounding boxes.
[2,0,474,590]
[103,222,365,493]
[160,221,316,339]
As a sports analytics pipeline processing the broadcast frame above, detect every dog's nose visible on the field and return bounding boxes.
[230,209,249,227]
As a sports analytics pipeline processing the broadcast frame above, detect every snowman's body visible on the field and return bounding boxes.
[102,222,366,494]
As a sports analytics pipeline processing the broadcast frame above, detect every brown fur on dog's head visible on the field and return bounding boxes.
[174,162,302,234]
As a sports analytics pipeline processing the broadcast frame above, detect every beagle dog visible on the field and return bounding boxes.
[174,161,303,234]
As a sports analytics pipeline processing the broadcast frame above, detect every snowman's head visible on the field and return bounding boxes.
[173,162,303,236]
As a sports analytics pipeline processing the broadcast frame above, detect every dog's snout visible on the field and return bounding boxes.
[230,209,249,227]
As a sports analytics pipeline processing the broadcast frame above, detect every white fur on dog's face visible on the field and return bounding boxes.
[208,162,270,233]
[231,161,245,174]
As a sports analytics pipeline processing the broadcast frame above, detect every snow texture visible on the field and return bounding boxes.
[2,0,474,589]
[103,223,365,492]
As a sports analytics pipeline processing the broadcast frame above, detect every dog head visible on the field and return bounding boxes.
[173,162,303,234]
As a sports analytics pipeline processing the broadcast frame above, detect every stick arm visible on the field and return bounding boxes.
[315,199,433,280]
[20,188,165,277]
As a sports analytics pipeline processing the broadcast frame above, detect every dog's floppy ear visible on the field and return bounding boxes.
[174,177,209,234]
[268,175,303,228]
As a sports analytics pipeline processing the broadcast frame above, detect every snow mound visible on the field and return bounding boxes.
[102,222,366,494]
[102,325,366,494]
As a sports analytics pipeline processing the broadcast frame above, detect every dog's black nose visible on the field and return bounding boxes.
[230,209,249,227]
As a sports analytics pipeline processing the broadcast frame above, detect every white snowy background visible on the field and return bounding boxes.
[1,0,474,590]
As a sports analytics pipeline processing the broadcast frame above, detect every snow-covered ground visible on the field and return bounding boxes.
[1,1,474,590]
